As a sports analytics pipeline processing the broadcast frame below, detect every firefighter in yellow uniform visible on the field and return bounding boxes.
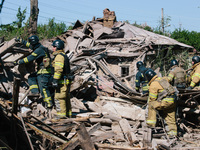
[52,39,72,118]
[145,69,177,136]
[168,59,186,89]
[187,56,200,90]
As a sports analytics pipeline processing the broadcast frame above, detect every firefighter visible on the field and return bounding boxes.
[167,59,186,89]
[187,56,200,90]
[145,69,177,137]
[14,35,53,108]
[135,61,149,94]
[51,39,72,118]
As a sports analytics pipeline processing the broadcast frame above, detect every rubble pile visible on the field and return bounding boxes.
[0,10,199,150]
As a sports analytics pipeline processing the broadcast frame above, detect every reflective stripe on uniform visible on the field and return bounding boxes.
[162,97,174,102]
[57,112,66,117]
[67,110,72,116]
[43,88,48,98]
[168,74,174,81]
[37,68,51,74]
[142,85,149,91]
[192,73,200,79]
[55,62,64,68]
[54,72,61,79]
[30,84,38,90]
[43,89,52,102]
[190,81,195,87]
[24,57,28,63]
[43,88,52,107]
[135,80,138,82]
[135,87,139,90]
[31,52,37,56]
[26,42,30,47]
[168,74,174,78]
[168,130,177,136]
[58,79,70,85]
[146,120,156,125]
[44,97,52,103]
[149,92,157,98]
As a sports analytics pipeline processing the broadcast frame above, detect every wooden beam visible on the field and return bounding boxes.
[119,119,139,145]
[12,77,20,114]
[89,118,112,125]
[77,123,95,150]
[0,38,16,56]
[91,131,116,142]
[95,143,147,150]
[57,134,79,150]
[112,122,126,142]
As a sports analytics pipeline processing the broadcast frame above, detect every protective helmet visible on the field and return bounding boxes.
[170,59,178,67]
[192,56,200,65]
[145,69,157,82]
[52,40,65,50]
[136,61,144,69]
[28,35,39,46]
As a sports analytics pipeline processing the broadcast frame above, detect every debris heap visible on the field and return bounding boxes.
[0,9,199,150]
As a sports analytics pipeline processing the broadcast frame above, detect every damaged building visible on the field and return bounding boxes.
[0,8,199,150]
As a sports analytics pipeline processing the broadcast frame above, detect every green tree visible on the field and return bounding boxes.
[15,7,27,28]
[37,18,67,39]
[171,29,200,51]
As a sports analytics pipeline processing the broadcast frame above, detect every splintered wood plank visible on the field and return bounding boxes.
[0,38,16,55]
[77,123,95,150]
[57,134,79,150]
[102,102,145,121]
[111,122,126,142]
[87,122,102,135]
[102,102,135,120]
[58,123,100,150]
[143,127,152,147]
[86,101,103,113]
[103,113,121,121]
[77,112,101,118]
[86,101,121,119]
[91,131,116,142]
[89,118,112,125]
[119,119,139,145]
[71,97,87,110]
[95,143,147,150]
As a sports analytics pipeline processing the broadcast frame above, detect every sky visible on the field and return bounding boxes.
[0,0,200,32]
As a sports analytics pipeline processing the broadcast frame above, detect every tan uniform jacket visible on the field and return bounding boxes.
[189,62,200,87]
[148,75,169,102]
[52,50,65,80]
[168,66,186,83]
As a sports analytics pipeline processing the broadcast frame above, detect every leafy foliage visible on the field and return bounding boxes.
[37,18,67,39]
[15,7,27,28]
[171,29,200,51]
[0,7,69,41]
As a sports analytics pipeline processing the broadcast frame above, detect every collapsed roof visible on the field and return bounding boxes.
[41,19,193,58]
[0,10,198,150]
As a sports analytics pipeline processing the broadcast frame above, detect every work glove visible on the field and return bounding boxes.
[13,60,20,66]
[46,103,53,109]
[186,86,193,90]
[15,37,23,43]
[135,87,139,93]
[52,79,59,88]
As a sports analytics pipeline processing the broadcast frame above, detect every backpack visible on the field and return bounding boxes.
[59,52,71,72]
